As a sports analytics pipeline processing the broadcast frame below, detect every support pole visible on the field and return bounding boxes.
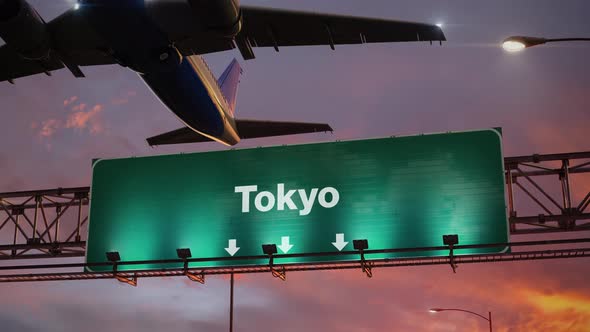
[229,272,234,332]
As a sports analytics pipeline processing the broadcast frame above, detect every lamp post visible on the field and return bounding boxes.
[429,308,492,332]
[502,35,590,52]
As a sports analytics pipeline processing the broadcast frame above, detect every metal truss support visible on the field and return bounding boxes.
[505,151,590,235]
[0,187,89,260]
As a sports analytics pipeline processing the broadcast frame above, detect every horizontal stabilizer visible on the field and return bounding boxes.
[147,120,333,146]
[236,119,332,139]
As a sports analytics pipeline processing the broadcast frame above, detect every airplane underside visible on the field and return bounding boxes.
[0,0,445,146]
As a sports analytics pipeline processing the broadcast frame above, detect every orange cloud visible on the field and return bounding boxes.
[35,103,107,140]
[228,261,590,332]
[38,119,61,138]
[524,289,590,312]
[503,289,590,331]
[63,95,78,106]
[66,104,105,135]
[71,103,87,112]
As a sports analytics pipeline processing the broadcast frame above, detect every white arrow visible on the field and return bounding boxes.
[225,239,240,256]
[277,236,293,254]
[332,233,348,251]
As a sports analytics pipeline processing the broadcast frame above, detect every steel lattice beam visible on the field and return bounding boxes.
[505,151,590,234]
[0,187,88,259]
[1,246,589,283]
[1,238,589,283]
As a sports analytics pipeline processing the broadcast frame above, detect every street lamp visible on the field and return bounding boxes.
[429,308,493,332]
[502,35,590,52]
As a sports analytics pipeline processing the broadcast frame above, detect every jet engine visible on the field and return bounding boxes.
[187,0,241,37]
[0,0,51,60]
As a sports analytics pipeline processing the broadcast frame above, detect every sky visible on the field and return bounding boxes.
[1,0,590,331]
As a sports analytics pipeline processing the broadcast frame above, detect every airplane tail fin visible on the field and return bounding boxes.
[146,58,334,147]
[218,58,242,115]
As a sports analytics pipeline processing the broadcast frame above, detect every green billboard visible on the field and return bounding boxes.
[86,129,508,271]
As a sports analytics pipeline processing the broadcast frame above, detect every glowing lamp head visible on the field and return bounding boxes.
[436,23,444,28]
[502,40,526,52]
[74,3,80,10]
[502,36,548,52]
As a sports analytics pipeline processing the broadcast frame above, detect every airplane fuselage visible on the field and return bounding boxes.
[79,0,241,145]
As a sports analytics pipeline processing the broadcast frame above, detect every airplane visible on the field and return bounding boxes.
[0,0,446,146]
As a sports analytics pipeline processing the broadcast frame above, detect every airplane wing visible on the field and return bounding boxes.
[240,6,446,46]
[179,6,446,59]
[0,45,64,82]
[1,6,445,81]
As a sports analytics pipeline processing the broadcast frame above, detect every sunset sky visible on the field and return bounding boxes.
[1,0,590,331]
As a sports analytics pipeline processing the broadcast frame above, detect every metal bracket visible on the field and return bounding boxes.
[107,252,137,287]
[262,244,286,280]
[49,244,61,256]
[359,248,373,278]
[268,254,286,281]
[183,260,205,284]
[448,244,458,273]
[111,262,137,287]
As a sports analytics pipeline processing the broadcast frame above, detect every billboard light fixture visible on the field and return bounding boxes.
[442,234,459,273]
[176,248,192,259]
[262,244,278,255]
[443,234,459,246]
[352,239,372,278]
[106,251,121,262]
[353,239,369,250]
